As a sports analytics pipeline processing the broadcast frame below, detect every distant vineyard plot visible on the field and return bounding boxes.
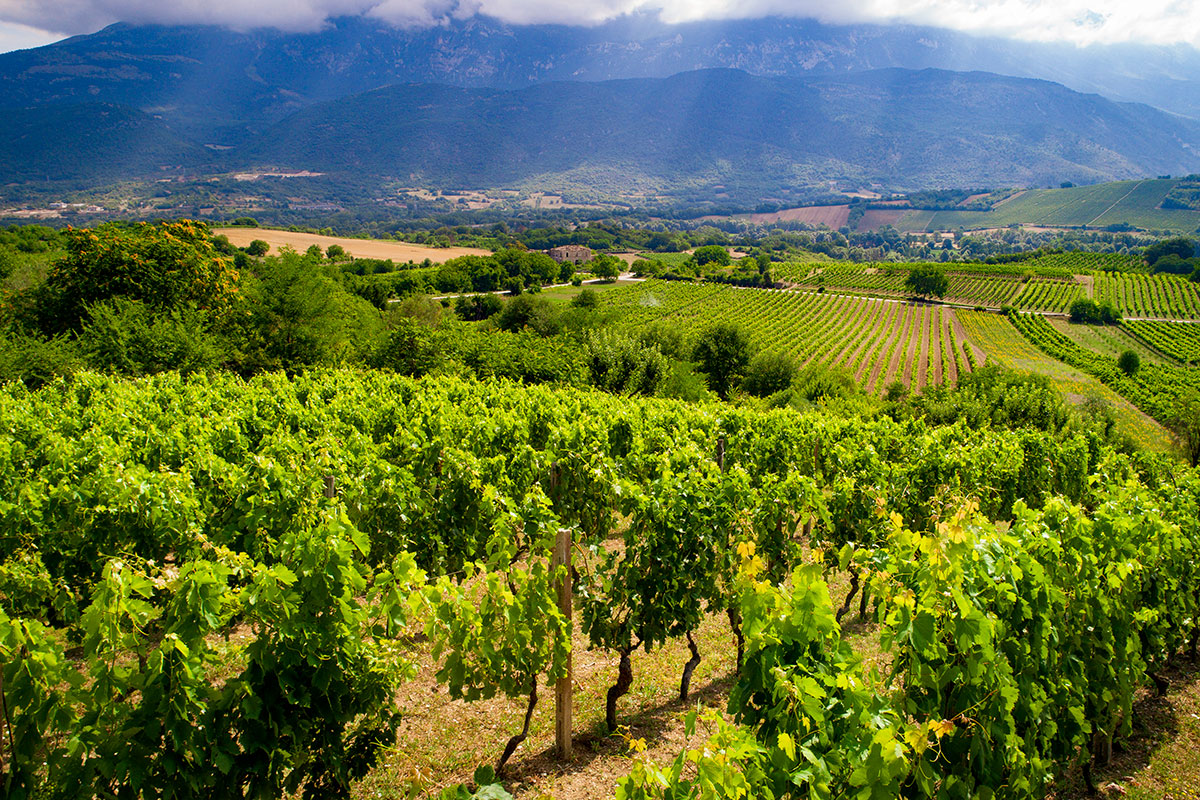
[775,262,1092,311]
[893,179,1200,233]
[604,280,976,395]
[214,228,491,263]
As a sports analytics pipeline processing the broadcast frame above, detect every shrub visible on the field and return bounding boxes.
[1117,349,1140,376]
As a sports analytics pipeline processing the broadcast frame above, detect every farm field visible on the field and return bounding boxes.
[957,310,1172,450]
[603,279,976,394]
[214,227,492,262]
[1123,319,1200,364]
[1048,318,1171,366]
[1095,271,1200,319]
[775,261,1091,310]
[893,179,1200,233]
[739,204,851,228]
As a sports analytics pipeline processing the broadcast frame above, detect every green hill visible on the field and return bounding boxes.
[896,179,1200,233]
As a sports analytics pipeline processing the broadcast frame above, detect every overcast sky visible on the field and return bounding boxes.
[2,0,1197,54]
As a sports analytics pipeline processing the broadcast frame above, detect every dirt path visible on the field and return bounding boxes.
[943,309,960,385]
[914,305,932,392]
[1076,273,1095,300]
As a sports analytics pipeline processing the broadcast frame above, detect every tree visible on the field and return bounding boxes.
[326,244,347,261]
[1167,389,1200,467]
[41,221,240,333]
[692,323,752,400]
[742,351,796,397]
[1143,237,1196,268]
[1117,349,1140,376]
[589,254,622,281]
[693,245,731,267]
[245,239,270,257]
[571,288,600,309]
[905,265,948,299]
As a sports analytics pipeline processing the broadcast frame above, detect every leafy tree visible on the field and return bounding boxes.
[905,265,948,299]
[1168,389,1200,467]
[245,239,270,257]
[0,247,15,283]
[1117,349,1140,376]
[496,294,559,336]
[742,351,796,397]
[585,330,668,396]
[589,254,622,280]
[1069,298,1121,324]
[326,244,348,261]
[692,323,752,399]
[693,245,731,267]
[1143,236,1196,267]
[571,288,600,309]
[455,293,504,321]
[80,298,223,376]
[305,244,324,260]
[41,221,240,333]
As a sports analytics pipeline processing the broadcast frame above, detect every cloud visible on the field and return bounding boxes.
[1,0,1197,47]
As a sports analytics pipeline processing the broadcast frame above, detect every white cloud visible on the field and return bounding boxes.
[0,0,1197,47]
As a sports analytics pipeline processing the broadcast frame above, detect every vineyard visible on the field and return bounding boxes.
[775,262,1102,312]
[1123,319,1200,364]
[603,280,976,394]
[1012,279,1084,313]
[1006,310,1200,425]
[0,371,1197,799]
[1095,271,1200,319]
[957,311,1171,451]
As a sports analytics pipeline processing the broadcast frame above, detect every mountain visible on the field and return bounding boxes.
[1,68,1197,202]
[1,14,1198,149]
[239,69,1200,198]
[0,103,209,185]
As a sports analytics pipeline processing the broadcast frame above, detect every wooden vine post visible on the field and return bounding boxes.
[324,475,336,499]
[550,464,573,760]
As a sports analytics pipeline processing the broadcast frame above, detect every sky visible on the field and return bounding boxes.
[1,0,1198,54]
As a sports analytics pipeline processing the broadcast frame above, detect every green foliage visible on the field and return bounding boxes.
[496,294,559,336]
[584,330,669,396]
[571,288,600,309]
[1144,236,1197,267]
[368,317,443,377]
[239,251,383,370]
[905,264,949,298]
[692,245,731,267]
[1069,297,1121,324]
[741,351,796,398]
[692,323,753,399]
[41,221,240,333]
[0,511,425,799]
[0,329,82,388]
[589,254,622,280]
[1117,348,1141,376]
[455,293,504,322]
[245,239,270,257]
[80,298,223,376]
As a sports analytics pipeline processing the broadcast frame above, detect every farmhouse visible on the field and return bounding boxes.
[548,245,593,264]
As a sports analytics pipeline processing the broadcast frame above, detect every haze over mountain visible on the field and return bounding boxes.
[2,14,1199,146]
[0,14,1198,205]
